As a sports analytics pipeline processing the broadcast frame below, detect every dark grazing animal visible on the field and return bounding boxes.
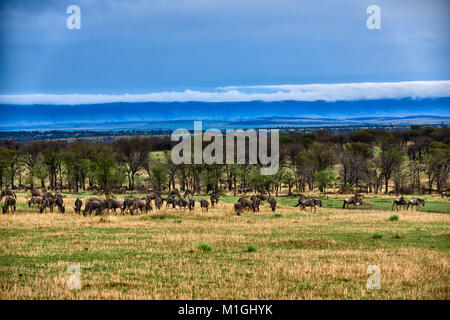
[210,194,219,207]
[101,199,123,214]
[200,199,209,212]
[238,198,255,212]
[176,198,189,210]
[122,197,135,214]
[392,197,407,211]
[83,198,103,216]
[169,188,180,198]
[41,194,55,212]
[234,202,243,215]
[154,197,163,210]
[132,198,152,214]
[407,198,425,210]
[268,197,277,212]
[250,195,260,212]
[188,199,195,211]
[0,188,16,201]
[388,190,399,196]
[295,198,321,213]
[164,196,178,209]
[74,198,83,214]
[441,191,450,198]
[31,189,46,198]
[146,192,160,204]
[342,197,362,209]
[257,193,269,203]
[2,196,16,214]
[28,196,43,208]
[184,189,194,198]
[55,194,65,213]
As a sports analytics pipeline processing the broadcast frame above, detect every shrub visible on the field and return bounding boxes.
[173,219,182,223]
[389,215,399,221]
[274,213,282,218]
[246,244,257,252]
[197,243,212,252]
[371,233,383,239]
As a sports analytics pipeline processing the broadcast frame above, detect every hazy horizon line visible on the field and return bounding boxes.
[0,80,449,105]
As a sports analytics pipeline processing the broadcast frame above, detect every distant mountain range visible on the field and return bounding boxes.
[1,98,449,131]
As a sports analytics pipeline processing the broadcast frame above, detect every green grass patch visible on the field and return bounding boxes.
[197,243,213,252]
[389,215,399,221]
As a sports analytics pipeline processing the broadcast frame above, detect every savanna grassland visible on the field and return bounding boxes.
[0,192,449,300]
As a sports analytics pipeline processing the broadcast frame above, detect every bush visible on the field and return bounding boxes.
[197,243,212,252]
[371,233,383,239]
[389,215,399,221]
[173,219,182,223]
[274,213,282,218]
[246,244,257,252]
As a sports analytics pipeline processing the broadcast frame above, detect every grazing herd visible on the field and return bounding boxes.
[233,194,277,215]
[391,197,425,211]
[1,187,447,216]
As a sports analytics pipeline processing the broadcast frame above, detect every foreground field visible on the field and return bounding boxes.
[0,193,449,299]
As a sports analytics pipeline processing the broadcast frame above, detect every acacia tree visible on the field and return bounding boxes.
[378,148,404,193]
[114,137,150,190]
[92,146,122,195]
[426,142,450,193]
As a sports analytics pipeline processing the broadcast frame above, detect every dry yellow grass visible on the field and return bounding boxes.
[0,193,449,299]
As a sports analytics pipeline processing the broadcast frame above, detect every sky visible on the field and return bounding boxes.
[0,0,449,103]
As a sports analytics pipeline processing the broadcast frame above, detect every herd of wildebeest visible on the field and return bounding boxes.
[1,187,448,215]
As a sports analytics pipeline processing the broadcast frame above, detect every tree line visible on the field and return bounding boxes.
[0,126,448,196]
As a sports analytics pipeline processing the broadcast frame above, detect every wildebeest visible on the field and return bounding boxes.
[121,197,134,214]
[342,196,362,209]
[210,194,219,207]
[28,196,43,208]
[154,197,163,210]
[74,198,83,214]
[407,198,425,210]
[388,190,399,196]
[146,192,160,204]
[176,198,189,210]
[295,198,321,213]
[0,188,16,201]
[392,197,407,211]
[250,195,260,212]
[238,198,255,212]
[39,197,55,213]
[188,199,195,211]
[184,189,194,198]
[55,193,65,213]
[200,199,209,212]
[234,202,243,215]
[101,199,123,214]
[169,188,180,198]
[164,196,178,209]
[132,198,152,214]
[441,191,450,198]
[355,193,365,199]
[2,196,16,213]
[257,193,269,203]
[83,198,103,216]
[268,197,277,212]
[40,194,55,212]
